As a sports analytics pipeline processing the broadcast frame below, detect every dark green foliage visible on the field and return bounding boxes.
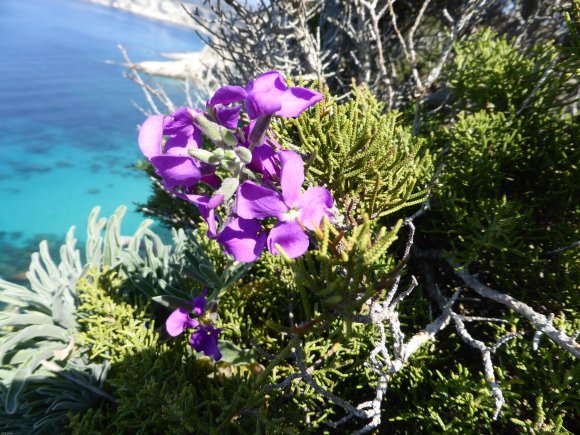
[385,312,579,433]
[424,29,579,312]
[288,217,400,319]
[451,30,565,113]
[409,29,579,431]
[69,272,263,434]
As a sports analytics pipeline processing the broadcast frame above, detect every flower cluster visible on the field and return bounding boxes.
[138,71,333,263]
[165,290,222,361]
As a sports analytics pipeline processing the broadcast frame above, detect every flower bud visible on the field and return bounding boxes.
[189,148,220,165]
[224,149,238,160]
[188,109,223,144]
[235,146,253,164]
[248,115,272,148]
[222,130,238,148]
[189,108,238,148]
[212,148,225,159]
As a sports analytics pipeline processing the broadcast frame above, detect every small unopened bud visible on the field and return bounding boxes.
[212,148,225,159]
[235,146,253,164]
[248,115,273,149]
[220,159,239,171]
[222,130,238,148]
[189,148,219,164]
[224,149,238,160]
[188,109,222,144]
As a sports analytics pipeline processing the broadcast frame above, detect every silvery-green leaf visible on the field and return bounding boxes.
[217,341,257,365]
[215,177,239,201]
[152,295,192,310]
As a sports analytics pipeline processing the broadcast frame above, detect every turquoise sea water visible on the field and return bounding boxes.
[0,0,202,280]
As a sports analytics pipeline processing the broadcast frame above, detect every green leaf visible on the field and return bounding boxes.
[152,295,192,310]
[217,341,257,366]
[199,264,223,288]
[0,312,53,328]
[4,343,63,414]
[0,325,69,362]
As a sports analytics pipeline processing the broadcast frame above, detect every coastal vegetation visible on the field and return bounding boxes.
[1,0,578,433]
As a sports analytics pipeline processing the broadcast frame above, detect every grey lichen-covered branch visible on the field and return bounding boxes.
[448,259,580,359]
[263,219,463,433]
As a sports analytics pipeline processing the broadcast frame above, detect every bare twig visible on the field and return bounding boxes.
[448,259,580,359]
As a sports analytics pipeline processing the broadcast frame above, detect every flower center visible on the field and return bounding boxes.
[283,208,301,222]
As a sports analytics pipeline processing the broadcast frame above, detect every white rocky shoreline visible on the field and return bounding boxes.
[83,0,218,81]
[133,47,222,83]
[83,0,204,29]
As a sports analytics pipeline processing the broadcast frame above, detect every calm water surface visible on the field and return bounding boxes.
[0,0,202,280]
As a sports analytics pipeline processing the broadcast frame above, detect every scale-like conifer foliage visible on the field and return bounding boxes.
[274,84,433,221]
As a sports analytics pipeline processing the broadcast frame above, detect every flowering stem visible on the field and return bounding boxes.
[248,115,273,151]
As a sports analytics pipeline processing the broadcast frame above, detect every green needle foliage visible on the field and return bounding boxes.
[274,84,434,221]
[288,217,401,318]
[424,29,579,313]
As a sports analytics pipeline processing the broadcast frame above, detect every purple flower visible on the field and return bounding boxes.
[217,217,267,263]
[235,150,333,258]
[207,71,324,120]
[138,108,217,190]
[207,102,242,130]
[165,290,222,361]
[175,192,224,239]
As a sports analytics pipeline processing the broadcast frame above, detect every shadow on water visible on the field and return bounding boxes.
[0,221,174,285]
[0,233,64,284]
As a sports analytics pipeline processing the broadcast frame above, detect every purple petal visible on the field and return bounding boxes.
[189,325,222,361]
[138,115,164,159]
[247,145,279,180]
[178,194,220,239]
[267,221,310,258]
[207,194,225,209]
[191,289,207,317]
[201,173,222,189]
[245,72,287,119]
[165,129,202,155]
[279,150,304,206]
[298,187,334,230]
[163,108,195,136]
[217,218,267,263]
[246,92,282,119]
[208,85,247,106]
[214,104,242,129]
[150,155,201,190]
[166,308,198,337]
[249,71,287,94]
[276,87,324,118]
[236,181,287,220]
[198,196,221,239]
